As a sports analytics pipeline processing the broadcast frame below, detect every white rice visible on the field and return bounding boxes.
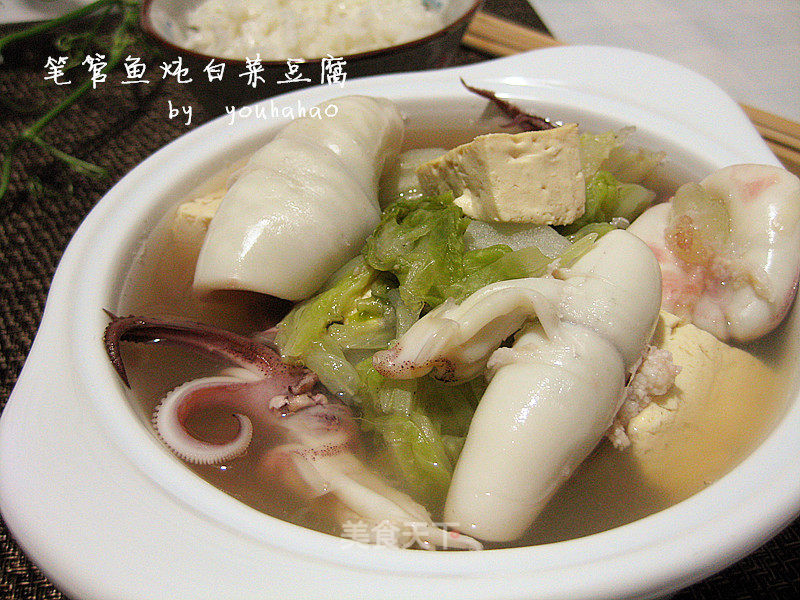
[182,0,446,60]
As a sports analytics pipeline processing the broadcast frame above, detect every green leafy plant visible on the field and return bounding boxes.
[0,0,143,200]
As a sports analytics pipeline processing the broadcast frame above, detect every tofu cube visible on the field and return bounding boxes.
[415,124,585,224]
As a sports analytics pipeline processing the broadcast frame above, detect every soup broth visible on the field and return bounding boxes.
[115,113,792,546]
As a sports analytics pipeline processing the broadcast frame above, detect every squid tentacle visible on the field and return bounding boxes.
[103,311,308,387]
[103,311,482,550]
[153,376,256,464]
[104,312,320,464]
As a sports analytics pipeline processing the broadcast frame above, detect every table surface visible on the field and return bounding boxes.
[1,1,799,598]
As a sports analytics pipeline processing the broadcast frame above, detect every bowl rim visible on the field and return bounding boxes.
[139,0,484,66]
[1,47,796,600]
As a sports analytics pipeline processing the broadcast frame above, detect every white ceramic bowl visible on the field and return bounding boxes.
[2,47,799,600]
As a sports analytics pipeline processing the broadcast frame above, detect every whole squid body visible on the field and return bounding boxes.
[194,96,404,301]
[628,164,800,342]
[374,229,662,541]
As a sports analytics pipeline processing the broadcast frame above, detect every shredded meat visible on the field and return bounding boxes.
[606,345,681,449]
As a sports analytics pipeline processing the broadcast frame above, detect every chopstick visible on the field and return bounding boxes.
[463,11,800,176]
[463,11,560,55]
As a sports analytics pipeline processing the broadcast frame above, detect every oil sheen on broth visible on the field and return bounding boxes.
[115,124,791,546]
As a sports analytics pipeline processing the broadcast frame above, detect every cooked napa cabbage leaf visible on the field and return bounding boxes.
[560,170,656,234]
[274,255,378,360]
[363,193,555,307]
[463,220,572,255]
[567,129,663,234]
[580,128,664,183]
[356,358,484,505]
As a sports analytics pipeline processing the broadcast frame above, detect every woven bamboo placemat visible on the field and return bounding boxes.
[1,1,799,598]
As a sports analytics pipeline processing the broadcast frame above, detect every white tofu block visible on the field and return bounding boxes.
[415,124,585,224]
[627,311,778,500]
